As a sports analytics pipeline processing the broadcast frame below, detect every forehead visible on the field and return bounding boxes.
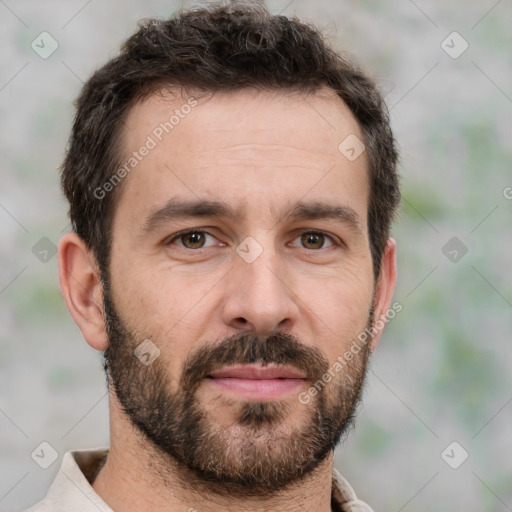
[115,87,369,228]
[123,86,363,152]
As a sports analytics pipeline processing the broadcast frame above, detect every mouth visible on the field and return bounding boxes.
[205,364,307,400]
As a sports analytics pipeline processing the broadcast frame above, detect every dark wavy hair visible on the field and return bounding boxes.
[61,1,400,281]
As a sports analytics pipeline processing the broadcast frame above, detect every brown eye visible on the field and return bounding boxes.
[291,231,335,250]
[180,231,206,249]
[166,229,225,251]
[301,232,327,249]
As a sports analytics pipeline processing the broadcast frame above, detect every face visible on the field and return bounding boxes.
[103,87,378,495]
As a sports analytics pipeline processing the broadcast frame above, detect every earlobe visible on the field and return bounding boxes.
[368,238,398,351]
[58,233,108,351]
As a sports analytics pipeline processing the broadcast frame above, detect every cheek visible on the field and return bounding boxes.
[109,255,212,329]
[300,268,374,359]
[108,261,220,375]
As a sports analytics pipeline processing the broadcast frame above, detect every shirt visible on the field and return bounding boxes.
[25,448,374,512]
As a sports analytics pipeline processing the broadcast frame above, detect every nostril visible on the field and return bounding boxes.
[237,317,247,324]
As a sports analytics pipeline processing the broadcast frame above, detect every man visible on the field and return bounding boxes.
[27,1,399,511]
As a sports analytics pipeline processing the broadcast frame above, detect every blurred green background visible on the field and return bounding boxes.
[1,1,511,510]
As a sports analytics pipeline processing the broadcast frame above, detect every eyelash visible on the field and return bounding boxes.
[166,228,339,250]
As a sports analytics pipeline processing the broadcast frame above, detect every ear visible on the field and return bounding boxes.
[368,237,398,351]
[58,232,108,351]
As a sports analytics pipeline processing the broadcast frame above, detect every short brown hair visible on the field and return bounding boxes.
[61,1,400,280]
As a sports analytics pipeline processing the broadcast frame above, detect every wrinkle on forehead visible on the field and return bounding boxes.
[114,87,369,235]
[121,85,363,153]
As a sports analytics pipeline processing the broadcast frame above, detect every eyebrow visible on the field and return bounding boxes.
[142,198,241,233]
[141,198,362,234]
[285,201,361,233]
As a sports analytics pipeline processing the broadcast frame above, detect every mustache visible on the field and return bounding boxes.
[180,331,329,393]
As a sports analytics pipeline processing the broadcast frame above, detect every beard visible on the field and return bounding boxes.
[101,282,373,497]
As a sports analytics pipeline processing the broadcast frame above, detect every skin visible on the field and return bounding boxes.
[58,86,397,512]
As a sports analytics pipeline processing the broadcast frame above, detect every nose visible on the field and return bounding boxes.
[221,244,299,335]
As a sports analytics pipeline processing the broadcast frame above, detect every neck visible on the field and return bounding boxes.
[92,395,335,512]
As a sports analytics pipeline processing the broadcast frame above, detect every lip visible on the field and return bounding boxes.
[208,364,306,380]
[205,364,307,400]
